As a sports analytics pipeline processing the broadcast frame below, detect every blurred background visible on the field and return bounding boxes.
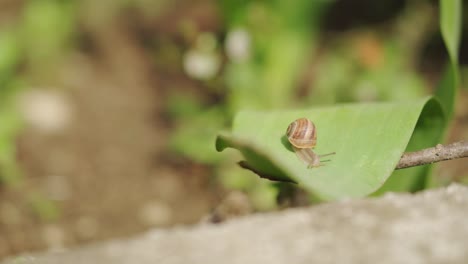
[0,0,467,258]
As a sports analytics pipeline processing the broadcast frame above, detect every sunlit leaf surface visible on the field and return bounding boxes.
[217,98,444,200]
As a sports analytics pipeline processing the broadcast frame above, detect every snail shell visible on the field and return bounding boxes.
[286,118,317,149]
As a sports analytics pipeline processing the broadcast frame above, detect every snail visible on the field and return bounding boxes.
[286,118,335,168]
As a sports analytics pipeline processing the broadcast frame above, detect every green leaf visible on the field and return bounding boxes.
[435,65,458,124]
[216,97,444,200]
[374,99,445,194]
[440,0,461,64]
[436,0,462,122]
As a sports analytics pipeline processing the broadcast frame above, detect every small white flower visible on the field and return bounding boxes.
[225,28,251,63]
[183,49,220,80]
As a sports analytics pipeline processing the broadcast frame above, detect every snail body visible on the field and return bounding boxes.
[286,118,335,168]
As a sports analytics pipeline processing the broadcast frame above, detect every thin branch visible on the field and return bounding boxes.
[240,141,468,183]
[396,140,468,170]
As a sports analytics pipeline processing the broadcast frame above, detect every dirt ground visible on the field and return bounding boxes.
[0,4,223,257]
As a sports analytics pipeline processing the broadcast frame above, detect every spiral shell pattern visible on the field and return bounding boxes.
[286,118,317,149]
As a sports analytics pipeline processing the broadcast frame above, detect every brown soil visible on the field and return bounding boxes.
[0,4,223,258]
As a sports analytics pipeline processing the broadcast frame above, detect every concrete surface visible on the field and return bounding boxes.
[3,184,468,264]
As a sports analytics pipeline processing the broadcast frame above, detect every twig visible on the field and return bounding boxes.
[396,140,468,170]
[239,141,468,183]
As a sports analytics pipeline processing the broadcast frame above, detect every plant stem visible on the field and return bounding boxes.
[396,140,468,169]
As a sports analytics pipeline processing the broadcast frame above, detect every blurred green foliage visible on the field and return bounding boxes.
[21,0,76,66]
[221,0,327,110]
[170,0,331,208]
[0,24,23,185]
[0,29,21,88]
[171,0,463,205]
[0,0,76,184]
[436,0,461,120]
[216,0,461,200]
[0,103,22,184]
[309,38,427,105]
[0,0,78,222]
[0,0,464,209]
[28,192,60,221]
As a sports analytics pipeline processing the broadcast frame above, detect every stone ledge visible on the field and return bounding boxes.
[4,184,468,264]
